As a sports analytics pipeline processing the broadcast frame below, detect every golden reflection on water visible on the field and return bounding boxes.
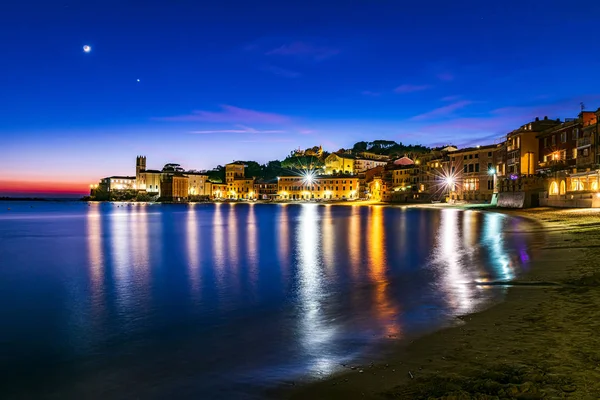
[347,206,361,279]
[187,205,201,298]
[436,209,473,314]
[227,204,239,273]
[87,206,103,290]
[483,213,514,281]
[212,203,226,289]
[277,204,290,282]
[367,206,401,338]
[111,209,132,312]
[132,207,150,309]
[246,203,258,292]
[297,204,336,375]
[321,205,335,271]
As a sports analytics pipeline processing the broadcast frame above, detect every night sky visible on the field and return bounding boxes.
[2,0,600,195]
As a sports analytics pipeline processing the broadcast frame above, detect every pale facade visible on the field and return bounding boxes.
[277,175,359,200]
[187,173,210,196]
[448,145,498,201]
[100,176,137,191]
[354,158,387,173]
[137,171,161,194]
[324,154,355,175]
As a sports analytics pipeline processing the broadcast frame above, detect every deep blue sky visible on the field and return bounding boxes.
[2,0,600,193]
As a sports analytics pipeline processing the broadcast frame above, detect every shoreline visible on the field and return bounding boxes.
[275,207,600,399]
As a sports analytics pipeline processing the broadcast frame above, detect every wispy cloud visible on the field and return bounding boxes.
[441,95,461,101]
[266,41,340,61]
[240,138,294,143]
[260,64,301,78]
[411,100,473,121]
[361,90,381,97]
[157,105,291,124]
[436,72,454,81]
[408,94,600,147]
[394,84,432,94]
[191,124,285,134]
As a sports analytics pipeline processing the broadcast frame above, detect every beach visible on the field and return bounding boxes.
[279,207,600,399]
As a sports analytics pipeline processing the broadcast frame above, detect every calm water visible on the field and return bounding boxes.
[0,202,537,399]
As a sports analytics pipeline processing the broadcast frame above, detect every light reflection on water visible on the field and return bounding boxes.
[0,202,538,399]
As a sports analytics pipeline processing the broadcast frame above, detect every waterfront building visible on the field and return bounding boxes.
[98,176,137,192]
[225,162,255,199]
[160,173,189,202]
[277,174,359,200]
[448,145,499,201]
[211,183,227,199]
[418,157,447,200]
[506,117,562,176]
[186,171,211,197]
[575,110,599,170]
[364,166,393,201]
[538,112,595,174]
[390,165,419,201]
[255,178,278,200]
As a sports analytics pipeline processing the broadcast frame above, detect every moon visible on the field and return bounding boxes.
[83,45,91,53]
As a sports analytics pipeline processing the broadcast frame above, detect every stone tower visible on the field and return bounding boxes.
[136,156,147,188]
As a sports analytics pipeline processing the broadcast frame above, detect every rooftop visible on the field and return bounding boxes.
[105,176,136,180]
[450,144,499,154]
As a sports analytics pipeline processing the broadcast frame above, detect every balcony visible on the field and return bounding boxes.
[577,137,592,149]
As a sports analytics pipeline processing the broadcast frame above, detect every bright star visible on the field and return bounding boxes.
[83,45,91,53]
[136,79,140,82]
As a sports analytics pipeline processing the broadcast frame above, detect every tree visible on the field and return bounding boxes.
[352,141,368,153]
[239,161,262,178]
[206,166,225,182]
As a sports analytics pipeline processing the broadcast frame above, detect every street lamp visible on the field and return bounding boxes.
[302,169,316,200]
[444,176,454,201]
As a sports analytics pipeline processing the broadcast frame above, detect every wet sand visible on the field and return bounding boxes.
[277,207,600,399]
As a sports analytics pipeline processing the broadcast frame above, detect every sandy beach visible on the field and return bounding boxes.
[276,206,600,399]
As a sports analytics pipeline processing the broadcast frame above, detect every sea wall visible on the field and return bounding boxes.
[497,192,526,208]
[540,192,600,208]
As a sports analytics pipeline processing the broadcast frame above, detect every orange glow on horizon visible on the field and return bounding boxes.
[0,180,90,195]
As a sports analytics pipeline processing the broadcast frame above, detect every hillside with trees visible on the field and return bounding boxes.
[351,140,430,157]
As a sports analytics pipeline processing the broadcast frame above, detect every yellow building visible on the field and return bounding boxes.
[506,117,561,175]
[187,172,210,197]
[392,167,419,190]
[277,174,359,200]
[224,162,255,199]
[324,153,355,175]
[211,183,227,199]
[225,162,245,182]
[137,170,161,195]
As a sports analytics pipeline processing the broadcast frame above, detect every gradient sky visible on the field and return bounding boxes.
[2,0,600,195]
